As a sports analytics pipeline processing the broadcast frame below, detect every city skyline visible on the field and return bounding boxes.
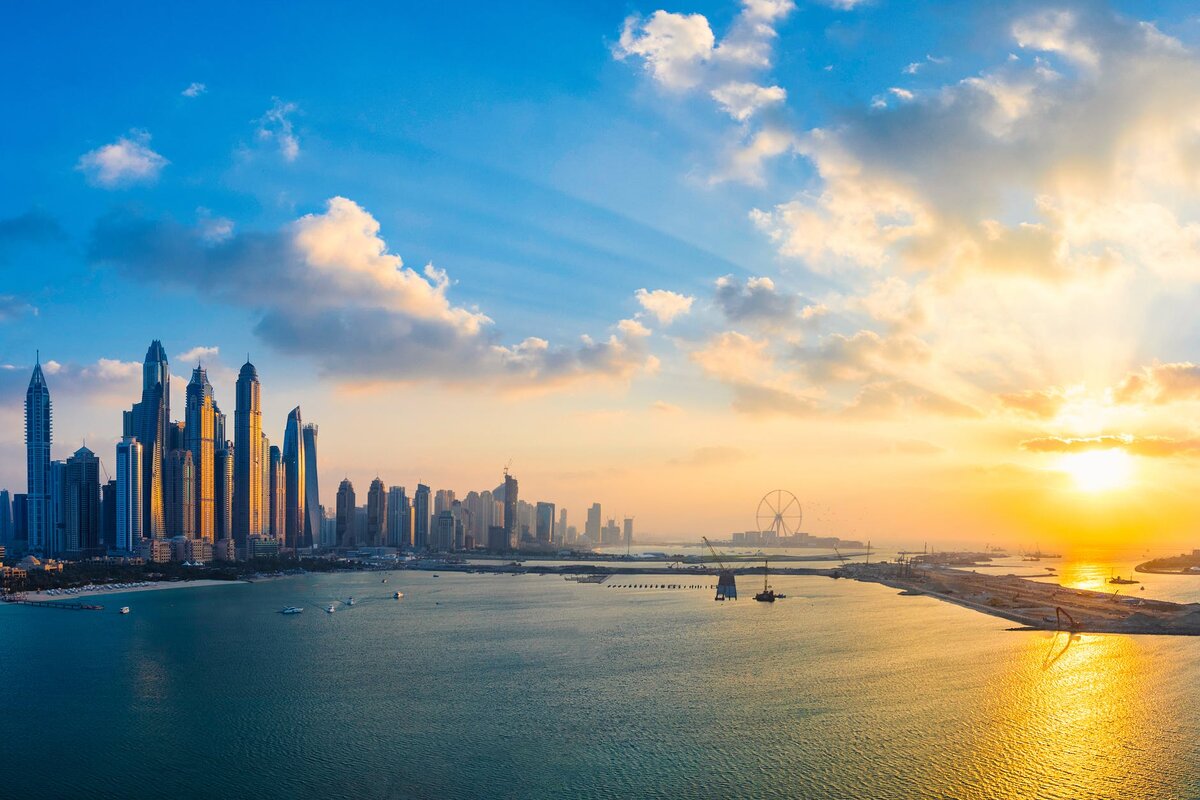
[7,1,1200,547]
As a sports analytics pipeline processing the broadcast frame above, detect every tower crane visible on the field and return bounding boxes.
[702,536,738,601]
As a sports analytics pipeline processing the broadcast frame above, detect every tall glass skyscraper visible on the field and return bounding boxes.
[115,435,143,552]
[366,477,386,548]
[413,483,431,550]
[184,364,216,543]
[124,341,169,539]
[24,357,51,553]
[282,407,306,550]
[233,360,263,549]
[302,424,320,549]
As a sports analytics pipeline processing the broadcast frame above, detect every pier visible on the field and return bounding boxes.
[2,595,105,611]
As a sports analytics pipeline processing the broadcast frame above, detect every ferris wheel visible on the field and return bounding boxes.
[756,490,802,538]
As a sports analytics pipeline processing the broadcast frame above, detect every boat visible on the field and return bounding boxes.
[281,606,304,615]
[326,604,336,614]
[119,606,130,615]
[754,560,785,602]
[381,578,388,584]
[347,597,355,606]
[1109,571,1139,585]
[393,591,403,599]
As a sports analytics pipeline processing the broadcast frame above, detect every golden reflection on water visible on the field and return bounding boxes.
[966,632,1157,800]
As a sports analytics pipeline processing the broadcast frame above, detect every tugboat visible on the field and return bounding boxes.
[754,560,785,602]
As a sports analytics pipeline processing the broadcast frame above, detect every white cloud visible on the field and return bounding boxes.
[176,346,220,366]
[256,98,300,162]
[616,11,716,90]
[710,81,787,121]
[182,82,207,98]
[635,288,695,324]
[76,131,168,188]
[1012,10,1098,68]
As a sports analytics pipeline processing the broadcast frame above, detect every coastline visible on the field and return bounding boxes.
[26,579,245,601]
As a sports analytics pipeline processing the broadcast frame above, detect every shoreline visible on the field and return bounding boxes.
[25,579,245,601]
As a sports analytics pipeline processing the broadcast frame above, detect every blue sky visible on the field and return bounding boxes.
[6,0,1200,543]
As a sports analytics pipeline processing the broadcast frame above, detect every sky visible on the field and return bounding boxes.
[4,0,1200,548]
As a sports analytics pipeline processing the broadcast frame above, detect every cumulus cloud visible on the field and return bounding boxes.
[713,274,798,326]
[181,82,207,98]
[77,131,168,188]
[690,330,819,416]
[256,98,300,162]
[799,329,931,383]
[998,386,1070,418]
[89,197,656,390]
[176,346,220,366]
[0,358,141,406]
[635,287,694,324]
[616,10,716,90]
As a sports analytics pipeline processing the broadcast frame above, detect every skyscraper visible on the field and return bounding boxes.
[25,358,51,553]
[367,478,387,547]
[64,446,100,559]
[283,407,306,550]
[503,472,518,550]
[0,489,11,545]
[101,479,116,550]
[413,484,431,550]
[434,489,456,515]
[185,364,216,543]
[115,435,143,552]
[387,486,410,548]
[302,423,321,549]
[623,517,634,550]
[558,508,568,545]
[233,360,263,549]
[214,441,233,544]
[268,445,284,541]
[535,501,555,544]
[164,449,195,539]
[336,479,356,549]
[586,503,601,544]
[124,341,169,540]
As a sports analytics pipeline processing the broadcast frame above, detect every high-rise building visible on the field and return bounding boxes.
[261,431,271,541]
[214,442,233,544]
[233,360,263,549]
[185,365,216,543]
[535,502,555,544]
[283,407,306,550]
[336,479,356,549]
[268,445,285,541]
[623,517,634,550]
[503,473,519,550]
[25,358,51,553]
[0,489,11,544]
[101,479,116,550]
[164,449,195,539]
[64,446,101,559]
[13,494,28,545]
[386,486,408,548]
[558,508,569,545]
[433,510,454,552]
[366,478,387,548]
[49,459,66,557]
[434,489,456,515]
[115,436,142,552]
[413,484,431,550]
[124,341,169,540]
[302,424,320,549]
[586,503,601,544]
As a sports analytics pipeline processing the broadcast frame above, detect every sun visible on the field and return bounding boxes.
[1057,448,1134,492]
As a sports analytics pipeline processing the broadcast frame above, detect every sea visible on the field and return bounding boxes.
[4,546,1200,799]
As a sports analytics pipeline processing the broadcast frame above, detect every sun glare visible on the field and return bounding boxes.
[1057,448,1134,492]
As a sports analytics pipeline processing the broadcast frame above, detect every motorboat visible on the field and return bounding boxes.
[347,597,356,606]
[326,604,336,614]
[281,606,304,615]
[119,606,130,615]
[393,591,403,599]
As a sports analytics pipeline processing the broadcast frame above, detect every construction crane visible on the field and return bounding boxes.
[702,536,737,601]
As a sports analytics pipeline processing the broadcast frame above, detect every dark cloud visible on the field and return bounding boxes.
[713,274,801,326]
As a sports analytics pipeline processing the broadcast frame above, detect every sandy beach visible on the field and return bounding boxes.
[27,579,245,601]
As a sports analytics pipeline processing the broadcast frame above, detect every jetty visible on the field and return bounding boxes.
[2,595,104,611]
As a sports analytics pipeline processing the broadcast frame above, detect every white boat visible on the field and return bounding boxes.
[393,591,403,599]
[119,607,130,615]
[326,604,336,614]
[281,606,304,615]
